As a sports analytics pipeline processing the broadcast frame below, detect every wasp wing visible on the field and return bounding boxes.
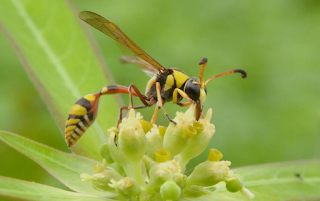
[119,55,158,77]
[79,11,166,74]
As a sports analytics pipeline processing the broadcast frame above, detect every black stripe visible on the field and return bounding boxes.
[75,97,91,112]
[107,85,120,91]
[82,119,90,127]
[73,129,81,137]
[87,111,95,122]
[68,115,84,121]
[70,135,76,141]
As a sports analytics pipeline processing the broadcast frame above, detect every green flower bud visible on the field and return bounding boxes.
[109,177,141,198]
[118,109,146,162]
[160,181,181,200]
[107,128,130,169]
[225,174,254,199]
[173,174,187,189]
[163,105,197,157]
[145,125,164,160]
[178,109,215,169]
[148,160,181,190]
[99,143,114,163]
[186,160,231,187]
[81,169,123,191]
[226,174,243,193]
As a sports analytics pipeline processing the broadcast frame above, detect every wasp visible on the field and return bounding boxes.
[65,11,247,148]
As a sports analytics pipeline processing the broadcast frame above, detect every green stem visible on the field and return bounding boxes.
[129,160,145,187]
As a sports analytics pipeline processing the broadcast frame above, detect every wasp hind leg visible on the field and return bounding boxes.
[114,83,156,146]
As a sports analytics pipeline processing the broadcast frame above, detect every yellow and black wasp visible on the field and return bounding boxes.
[65,11,247,148]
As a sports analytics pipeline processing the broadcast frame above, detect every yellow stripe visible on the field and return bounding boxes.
[173,70,189,88]
[66,118,80,125]
[72,133,80,140]
[75,128,84,136]
[145,76,157,94]
[78,122,87,131]
[101,87,108,95]
[84,114,92,125]
[65,125,76,132]
[66,136,71,142]
[164,75,174,91]
[84,94,96,101]
[69,138,75,144]
[69,104,87,116]
[65,131,74,138]
[199,88,207,106]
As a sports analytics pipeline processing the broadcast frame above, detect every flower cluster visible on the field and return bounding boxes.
[81,105,254,200]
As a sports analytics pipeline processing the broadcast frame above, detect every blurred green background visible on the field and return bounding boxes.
[0,0,319,191]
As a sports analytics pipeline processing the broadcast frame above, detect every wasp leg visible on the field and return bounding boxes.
[173,88,204,119]
[114,84,156,146]
[115,104,152,146]
[116,102,156,146]
[172,88,195,104]
[177,102,193,107]
[155,82,176,125]
[117,83,151,126]
[151,105,159,124]
[128,83,149,108]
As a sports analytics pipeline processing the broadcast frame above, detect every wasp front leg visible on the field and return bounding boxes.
[172,88,195,105]
[155,82,176,124]
[172,88,204,119]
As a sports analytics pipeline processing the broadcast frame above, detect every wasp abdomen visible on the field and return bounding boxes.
[65,93,100,148]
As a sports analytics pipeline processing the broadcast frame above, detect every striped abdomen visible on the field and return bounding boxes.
[65,93,101,148]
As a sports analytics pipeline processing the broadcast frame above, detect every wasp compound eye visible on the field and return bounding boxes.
[185,79,200,101]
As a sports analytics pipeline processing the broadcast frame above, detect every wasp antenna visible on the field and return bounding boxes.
[199,57,208,65]
[199,57,208,86]
[235,69,247,78]
[204,69,247,86]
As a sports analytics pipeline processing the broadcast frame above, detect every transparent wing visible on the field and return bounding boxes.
[79,11,166,74]
[119,55,158,77]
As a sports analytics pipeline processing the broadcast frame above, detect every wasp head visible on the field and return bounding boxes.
[184,77,207,121]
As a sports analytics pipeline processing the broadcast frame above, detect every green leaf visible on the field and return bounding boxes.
[0,131,115,197]
[0,0,120,160]
[0,176,111,201]
[187,159,320,201]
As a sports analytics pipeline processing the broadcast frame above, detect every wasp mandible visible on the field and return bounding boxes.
[65,11,247,148]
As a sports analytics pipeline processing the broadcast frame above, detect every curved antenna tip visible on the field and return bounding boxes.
[198,57,208,65]
[235,69,247,78]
